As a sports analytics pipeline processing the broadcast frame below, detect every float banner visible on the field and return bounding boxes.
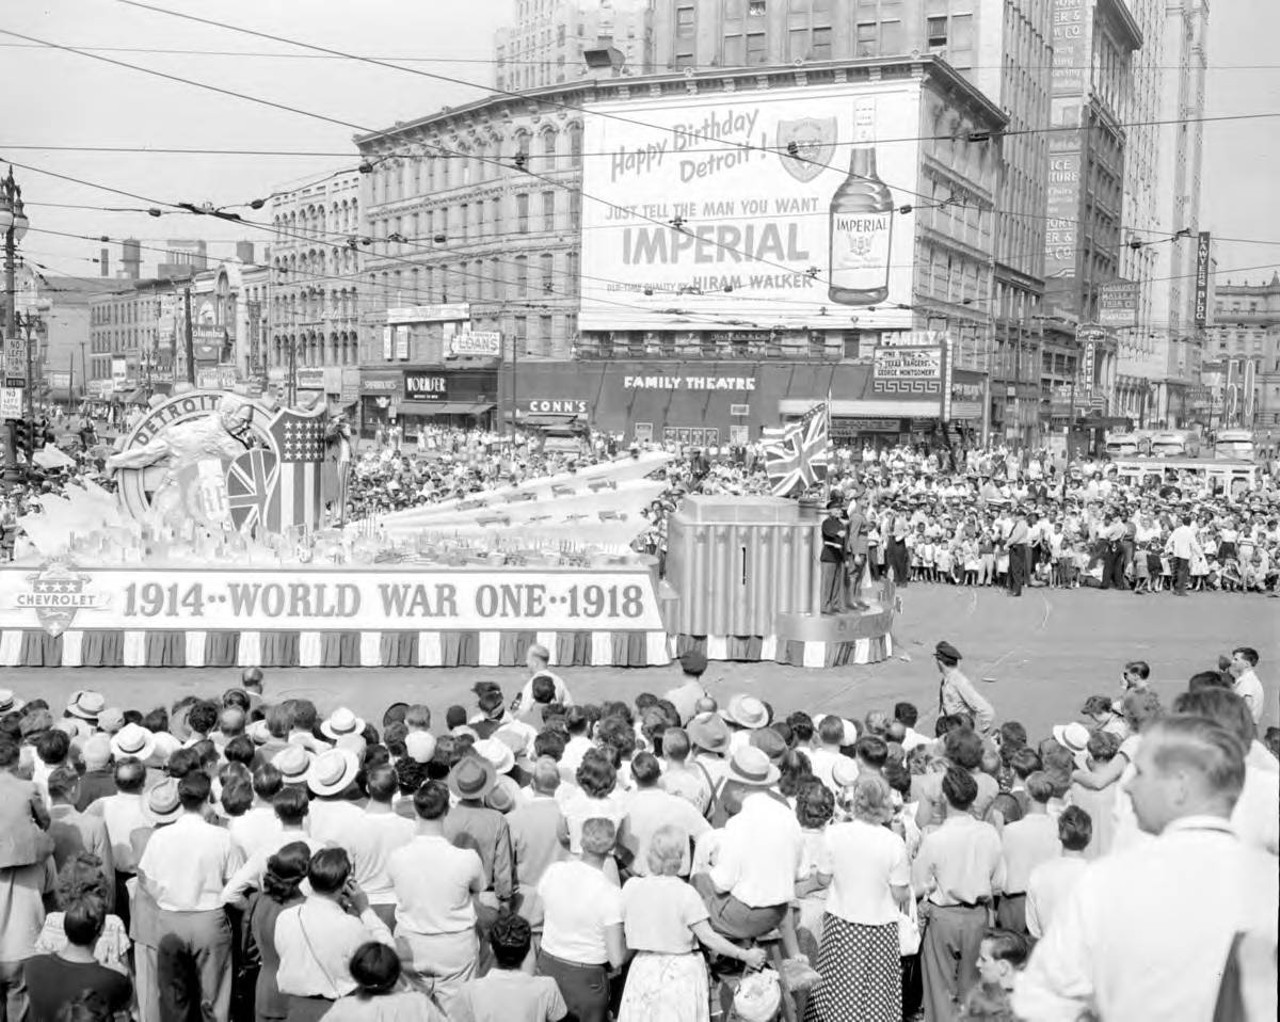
[0,567,664,636]
[578,81,921,331]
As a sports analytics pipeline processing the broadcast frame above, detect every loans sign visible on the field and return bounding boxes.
[0,566,664,635]
[579,81,920,332]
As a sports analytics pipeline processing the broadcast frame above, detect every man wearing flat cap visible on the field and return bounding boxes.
[935,641,995,734]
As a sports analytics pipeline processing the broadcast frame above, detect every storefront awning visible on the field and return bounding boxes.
[398,400,495,417]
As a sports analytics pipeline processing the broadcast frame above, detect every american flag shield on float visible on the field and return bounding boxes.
[224,406,326,533]
[763,402,830,498]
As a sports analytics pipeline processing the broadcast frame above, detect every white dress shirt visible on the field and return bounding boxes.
[274,897,393,999]
[345,811,416,906]
[1000,814,1062,894]
[87,792,150,873]
[1012,816,1279,1022]
[708,791,805,909]
[228,805,284,862]
[618,787,711,876]
[388,834,483,935]
[221,832,326,905]
[307,799,367,848]
[1025,856,1088,939]
[1232,669,1265,725]
[138,812,244,912]
[1231,764,1279,855]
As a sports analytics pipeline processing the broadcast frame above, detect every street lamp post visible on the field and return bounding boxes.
[0,167,31,480]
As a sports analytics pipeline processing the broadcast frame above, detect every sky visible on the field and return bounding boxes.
[1,0,1278,284]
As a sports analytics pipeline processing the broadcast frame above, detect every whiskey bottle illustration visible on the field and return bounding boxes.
[828,98,894,305]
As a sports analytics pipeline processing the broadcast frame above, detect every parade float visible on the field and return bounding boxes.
[0,390,894,669]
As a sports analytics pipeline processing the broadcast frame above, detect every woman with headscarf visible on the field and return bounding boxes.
[804,774,912,1022]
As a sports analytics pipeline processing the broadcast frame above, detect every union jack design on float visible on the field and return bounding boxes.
[225,448,280,532]
[763,403,830,497]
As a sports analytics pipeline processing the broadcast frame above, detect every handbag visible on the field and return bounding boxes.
[899,896,922,957]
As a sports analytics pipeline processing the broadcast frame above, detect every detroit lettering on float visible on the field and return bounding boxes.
[579,81,921,331]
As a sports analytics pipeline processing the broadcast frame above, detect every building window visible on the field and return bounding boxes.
[927,16,948,48]
[812,25,832,58]
[725,0,744,16]
[676,4,695,36]
[676,50,695,68]
[746,31,766,62]
[542,191,556,232]
[748,0,766,15]
[724,33,745,64]
[515,255,528,296]
[856,22,877,56]
[539,253,554,294]
[789,28,807,60]
[516,193,530,233]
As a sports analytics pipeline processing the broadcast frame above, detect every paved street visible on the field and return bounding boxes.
[10,586,1278,737]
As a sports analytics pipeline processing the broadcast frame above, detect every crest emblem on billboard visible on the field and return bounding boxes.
[776,117,837,183]
[25,562,98,637]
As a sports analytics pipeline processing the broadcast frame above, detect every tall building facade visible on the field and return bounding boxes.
[355,57,999,443]
[266,168,363,406]
[1205,274,1279,429]
[1115,0,1208,427]
[495,0,656,92]
[649,0,1052,442]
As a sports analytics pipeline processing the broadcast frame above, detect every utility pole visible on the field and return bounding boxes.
[78,341,87,406]
[183,285,196,385]
[68,351,74,415]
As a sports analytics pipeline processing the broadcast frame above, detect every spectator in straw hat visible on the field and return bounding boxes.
[444,754,514,927]
[691,746,805,956]
[319,707,366,745]
[75,736,117,812]
[305,749,364,847]
[272,745,311,790]
[720,694,770,755]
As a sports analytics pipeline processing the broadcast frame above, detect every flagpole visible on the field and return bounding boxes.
[823,388,833,504]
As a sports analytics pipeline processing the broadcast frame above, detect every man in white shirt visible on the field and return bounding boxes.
[664,649,709,726]
[808,714,848,794]
[1013,716,1279,1022]
[997,772,1061,934]
[227,764,285,863]
[220,786,325,906]
[304,749,364,846]
[1163,515,1201,596]
[344,765,415,929]
[1228,646,1266,726]
[274,847,394,1006]
[85,757,150,927]
[894,702,932,753]
[1026,806,1091,939]
[388,780,484,1015]
[137,771,244,1022]
[617,752,711,877]
[691,747,805,957]
[512,644,573,715]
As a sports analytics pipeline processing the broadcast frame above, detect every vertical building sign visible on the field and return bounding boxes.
[1193,232,1211,327]
[1045,0,1089,286]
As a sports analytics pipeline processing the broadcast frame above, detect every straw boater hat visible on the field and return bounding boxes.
[273,745,312,786]
[448,754,497,802]
[721,694,769,731]
[1052,723,1091,767]
[109,723,157,763]
[0,690,25,714]
[725,746,780,788]
[319,707,366,742]
[66,690,106,721]
[146,779,183,824]
[473,738,516,777]
[307,749,361,797]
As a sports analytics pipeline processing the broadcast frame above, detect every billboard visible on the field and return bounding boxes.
[1098,281,1138,327]
[579,82,921,331]
[447,330,502,358]
[1194,232,1211,327]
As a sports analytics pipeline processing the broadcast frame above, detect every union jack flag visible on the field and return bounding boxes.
[763,403,830,498]
[226,448,280,532]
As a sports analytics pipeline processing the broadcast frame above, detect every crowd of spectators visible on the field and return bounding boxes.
[0,638,1273,1022]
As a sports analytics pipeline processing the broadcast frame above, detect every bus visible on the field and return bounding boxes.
[1104,430,1152,458]
[1147,430,1203,459]
[1109,457,1258,499]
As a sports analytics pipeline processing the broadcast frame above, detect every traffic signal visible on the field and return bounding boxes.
[34,418,53,450]
[10,420,29,454]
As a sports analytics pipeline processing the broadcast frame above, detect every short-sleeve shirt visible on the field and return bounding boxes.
[537,860,623,965]
[818,820,910,925]
[621,875,708,954]
[23,954,132,1021]
[452,970,568,1022]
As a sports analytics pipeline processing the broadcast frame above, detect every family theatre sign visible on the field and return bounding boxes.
[0,567,665,636]
[623,375,757,391]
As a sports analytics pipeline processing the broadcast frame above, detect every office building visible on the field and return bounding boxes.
[265,168,363,406]
[1206,273,1279,428]
[650,0,1052,442]
[495,0,656,92]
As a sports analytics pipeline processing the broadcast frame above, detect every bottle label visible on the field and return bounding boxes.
[830,213,892,291]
